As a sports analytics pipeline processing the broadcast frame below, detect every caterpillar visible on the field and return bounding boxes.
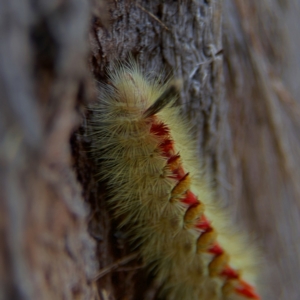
[89,60,260,300]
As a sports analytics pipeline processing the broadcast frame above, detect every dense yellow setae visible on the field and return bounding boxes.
[89,60,260,300]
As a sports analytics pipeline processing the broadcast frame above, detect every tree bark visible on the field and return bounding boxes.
[223,2,300,299]
[1,0,300,299]
[0,0,98,299]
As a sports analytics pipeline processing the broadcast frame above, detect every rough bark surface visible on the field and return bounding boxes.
[223,2,300,299]
[1,0,300,300]
[0,0,98,299]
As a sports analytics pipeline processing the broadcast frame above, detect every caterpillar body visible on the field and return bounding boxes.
[89,61,260,300]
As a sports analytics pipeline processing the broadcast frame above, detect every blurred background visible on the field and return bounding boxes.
[1,1,300,299]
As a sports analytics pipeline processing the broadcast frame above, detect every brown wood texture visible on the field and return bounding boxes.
[1,0,300,299]
[223,2,300,299]
[0,0,98,299]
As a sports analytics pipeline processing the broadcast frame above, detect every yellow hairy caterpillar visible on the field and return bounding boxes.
[89,61,260,300]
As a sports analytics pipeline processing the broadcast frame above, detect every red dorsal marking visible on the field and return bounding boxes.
[169,170,185,181]
[196,215,211,231]
[221,266,239,279]
[167,154,180,165]
[160,139,173,156]
[172,166,186,181]
[177,172,189,183]
[208,243,224,255]
[150,122,170,136]
[182,190,199,206]
[235,280,260,299]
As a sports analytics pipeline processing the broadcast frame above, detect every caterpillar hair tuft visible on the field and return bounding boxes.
[88,60,261,300]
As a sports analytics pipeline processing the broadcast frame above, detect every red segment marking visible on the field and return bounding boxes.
[195,215,211,231]
[167,154,180,165]
[172,173,190,195]
[177,167,187,180]
[178,172,189,183]
[235,280,260,299]
[220,266,239,279]
[169,166,189,182]
[182,190,199,206]
[172,166,186,181]
[150,122,170,136]
[160,139,174,157]
[208,243,223,255]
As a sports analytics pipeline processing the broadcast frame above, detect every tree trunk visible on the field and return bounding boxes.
[0,0,98,299]
[223,2,300,299]
[1,0,299,299]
